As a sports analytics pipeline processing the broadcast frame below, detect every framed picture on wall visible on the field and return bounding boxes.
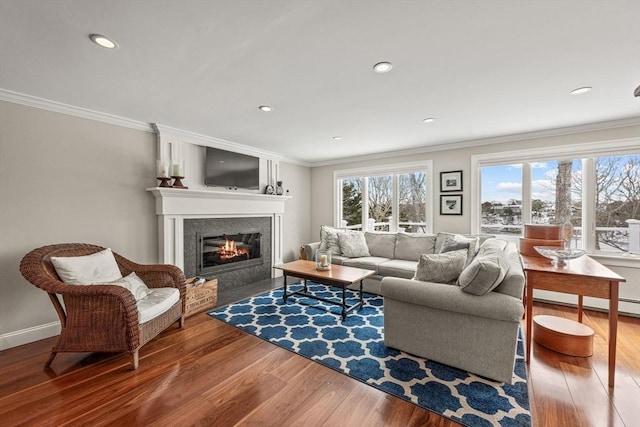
[440,194,463,215]
[440,170,463,192]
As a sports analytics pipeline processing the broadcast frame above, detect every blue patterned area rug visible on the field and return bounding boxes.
[208,284,531,427]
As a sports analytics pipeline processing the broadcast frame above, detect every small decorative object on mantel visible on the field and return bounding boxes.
[276,180,284,195]
[156,159,172,187]
[315,249,331,271]
[265,184,274,195]
[171,159,188,189]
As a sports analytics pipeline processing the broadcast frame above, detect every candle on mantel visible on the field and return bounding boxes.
[157,160,169,178]
[171,161,184,177]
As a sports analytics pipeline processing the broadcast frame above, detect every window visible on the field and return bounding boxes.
[335,162,432,234]
[472,139,639,255]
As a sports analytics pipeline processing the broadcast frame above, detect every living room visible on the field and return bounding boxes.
[1,1,639,426]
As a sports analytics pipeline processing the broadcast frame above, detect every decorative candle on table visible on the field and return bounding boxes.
[315,249,331,271]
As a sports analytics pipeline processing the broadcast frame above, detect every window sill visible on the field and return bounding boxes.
[589,252,640,268]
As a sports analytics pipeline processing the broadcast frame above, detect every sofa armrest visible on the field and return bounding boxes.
[380,277,523,322]
[303,242,321,261]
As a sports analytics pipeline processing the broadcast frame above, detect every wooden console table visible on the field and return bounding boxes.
[521,255,625,388]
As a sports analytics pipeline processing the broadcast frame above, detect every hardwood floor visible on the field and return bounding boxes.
[1,301,638,426]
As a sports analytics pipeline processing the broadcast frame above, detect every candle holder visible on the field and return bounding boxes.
[315,249,331,271]
[157,177,172,187]
[171,176,188,189]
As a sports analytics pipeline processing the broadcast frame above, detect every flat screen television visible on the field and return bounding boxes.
[205,147,260,190]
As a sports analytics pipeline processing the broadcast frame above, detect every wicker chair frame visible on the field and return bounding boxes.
[20,243,186,369]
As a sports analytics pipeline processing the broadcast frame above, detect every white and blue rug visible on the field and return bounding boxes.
[209,283,531,427]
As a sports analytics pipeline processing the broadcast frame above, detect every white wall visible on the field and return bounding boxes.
[309,123,640,315]
[0,100,314,349]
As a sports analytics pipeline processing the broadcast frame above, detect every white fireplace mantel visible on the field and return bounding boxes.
[147,187,290,277]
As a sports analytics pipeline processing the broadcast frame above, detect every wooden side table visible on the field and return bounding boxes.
[521,255,625,388]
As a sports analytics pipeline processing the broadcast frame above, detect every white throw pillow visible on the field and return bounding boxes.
[51,248,122,285]
[337,231,371,258]
[96,272,152,301]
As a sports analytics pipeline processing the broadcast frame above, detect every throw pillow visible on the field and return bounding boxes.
[458,253,510,295]
[435,232,480,255]
[394,233,436,260]
[439,237,477,266]
[96,272,151,301]
[412,249,467,284]
[337,231,370,257]
[51,248,122,285]
[319,225,343,255]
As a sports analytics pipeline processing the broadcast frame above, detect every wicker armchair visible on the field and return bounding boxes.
[20,243,186,369]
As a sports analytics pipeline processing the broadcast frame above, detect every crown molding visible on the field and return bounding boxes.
[310,116,640,167]
[0,89,153,132]
[153,123,285,161]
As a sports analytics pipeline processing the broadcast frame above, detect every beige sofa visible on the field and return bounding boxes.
[303,230,525,383]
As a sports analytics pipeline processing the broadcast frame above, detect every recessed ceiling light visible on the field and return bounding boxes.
[373,61,393,73]
[570,86,592,95]
[89,34,118,49]
[423,118,435,123]
[332,136,342,141]
[258,105,272,112]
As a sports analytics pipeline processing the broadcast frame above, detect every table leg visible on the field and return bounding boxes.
[578,295,583,323]
[609,281,619,388]
[359,280,363,308]
[526,272,534,364]
[341,286,347,320]
[283,273,288,302]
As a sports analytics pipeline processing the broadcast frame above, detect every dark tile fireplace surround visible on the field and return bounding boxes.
[183,217,272,295]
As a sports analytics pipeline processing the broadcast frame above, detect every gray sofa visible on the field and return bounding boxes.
[303,230,525,384]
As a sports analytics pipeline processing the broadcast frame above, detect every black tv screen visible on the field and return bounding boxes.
[205,147,260,190]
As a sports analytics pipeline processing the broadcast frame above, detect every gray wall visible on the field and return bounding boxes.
[0,100,159,342]
[0,100,314,348]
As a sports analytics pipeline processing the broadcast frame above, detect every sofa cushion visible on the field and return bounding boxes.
[319,225,343,255]
[364,232,397,258]
[137,287,180,323]
[343,256,391,274]
[413,249,467,284]
[51,248,122,285]
[378,259,418,279]
[96,272,151,301]
[394,233,436,261]
[338,231,371,257]
[458,253,510,295]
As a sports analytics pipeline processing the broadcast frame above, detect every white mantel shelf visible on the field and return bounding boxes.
[146,187,291,216]
[146,187,289,276]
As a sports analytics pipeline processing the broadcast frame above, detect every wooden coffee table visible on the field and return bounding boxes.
[274,260,375,320]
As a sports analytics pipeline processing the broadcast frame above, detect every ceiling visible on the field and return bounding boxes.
[1,1,639,165]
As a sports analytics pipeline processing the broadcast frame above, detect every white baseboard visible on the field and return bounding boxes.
[0,321,60,351]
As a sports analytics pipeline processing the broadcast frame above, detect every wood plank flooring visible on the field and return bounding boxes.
[1,301,638,426]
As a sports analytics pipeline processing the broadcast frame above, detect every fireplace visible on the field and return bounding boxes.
[197,231,262,275]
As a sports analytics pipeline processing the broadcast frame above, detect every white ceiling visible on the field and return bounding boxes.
[1,0,639,164]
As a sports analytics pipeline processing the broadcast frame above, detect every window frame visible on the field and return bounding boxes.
[471,138,639,260]
[334,160,433,234]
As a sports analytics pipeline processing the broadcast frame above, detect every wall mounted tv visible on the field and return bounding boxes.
[205,147,260,190]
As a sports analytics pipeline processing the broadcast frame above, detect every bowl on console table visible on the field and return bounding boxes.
[533,246,586,266]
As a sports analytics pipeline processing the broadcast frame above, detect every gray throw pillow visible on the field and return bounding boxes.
[337,231,371,258]
[394,233,436,260]
[319,225,342,255]
[458,253,510,295]
[412,249,467,284]
[439,237,475,266]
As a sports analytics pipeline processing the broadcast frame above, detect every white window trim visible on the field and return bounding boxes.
[471,138,640,263]
[333,160,434,233]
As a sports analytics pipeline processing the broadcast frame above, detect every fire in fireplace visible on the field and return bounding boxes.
[197,231,262,275]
